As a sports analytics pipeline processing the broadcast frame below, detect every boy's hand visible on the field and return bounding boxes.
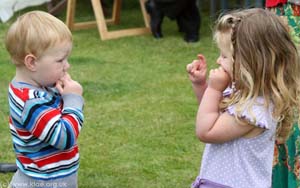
[208,67,230,92]
[186,54,207,85]
[56,73,83,96]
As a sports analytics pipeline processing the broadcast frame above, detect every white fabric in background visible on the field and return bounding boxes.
[0,0,50,22]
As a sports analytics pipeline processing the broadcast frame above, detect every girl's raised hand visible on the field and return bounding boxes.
[186,54,207,85]
[208,66,230,92]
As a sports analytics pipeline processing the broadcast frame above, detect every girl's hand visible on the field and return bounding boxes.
[56,73,83,96]
[208,67,230,92]
[186,54,207,85]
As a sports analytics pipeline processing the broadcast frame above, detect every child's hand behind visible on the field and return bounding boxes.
[56,73,83,96]
[208,67,230,92]
[186,54,207,85]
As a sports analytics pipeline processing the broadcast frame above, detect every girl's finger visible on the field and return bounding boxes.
[197,54,205,62]
[186,63,193,72]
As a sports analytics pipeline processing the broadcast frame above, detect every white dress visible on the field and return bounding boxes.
[192,89,277,188]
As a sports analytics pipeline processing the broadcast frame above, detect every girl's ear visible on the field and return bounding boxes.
[24,54,37,71]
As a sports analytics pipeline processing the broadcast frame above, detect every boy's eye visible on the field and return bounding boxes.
[57,59,65,63]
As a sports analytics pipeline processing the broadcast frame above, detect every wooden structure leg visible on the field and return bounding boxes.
[66,0,150,40]
[47,0,67,16]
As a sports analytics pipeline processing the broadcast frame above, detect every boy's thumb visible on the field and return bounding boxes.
[55,82,63,94]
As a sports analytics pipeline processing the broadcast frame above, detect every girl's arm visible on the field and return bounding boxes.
[196,67,256,143]
[191,82,207,104]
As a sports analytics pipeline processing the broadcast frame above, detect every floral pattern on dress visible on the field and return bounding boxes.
[268,3,300,187]
[272,123,300,188]
[273,143,279,167]
[295,155,300,178]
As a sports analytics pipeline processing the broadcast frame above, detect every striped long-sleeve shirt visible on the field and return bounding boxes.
[8,80,84,180]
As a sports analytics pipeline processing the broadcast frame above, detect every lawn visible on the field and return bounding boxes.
[0,1,219,187]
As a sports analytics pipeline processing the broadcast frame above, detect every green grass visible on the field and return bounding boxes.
[0,2,219,187]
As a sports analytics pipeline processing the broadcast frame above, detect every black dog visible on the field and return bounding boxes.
[145,0,201,42]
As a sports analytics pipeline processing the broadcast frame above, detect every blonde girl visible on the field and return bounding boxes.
[186,8,300,188]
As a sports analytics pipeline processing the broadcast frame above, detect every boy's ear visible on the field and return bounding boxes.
[24,54,37,71]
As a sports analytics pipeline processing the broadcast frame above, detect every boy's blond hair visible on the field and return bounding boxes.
[5,11,72,66]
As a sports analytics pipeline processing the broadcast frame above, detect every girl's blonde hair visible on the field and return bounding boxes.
[5,11,72,66]
[215,8,300,142]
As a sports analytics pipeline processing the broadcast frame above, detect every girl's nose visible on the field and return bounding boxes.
[216,57,221,65]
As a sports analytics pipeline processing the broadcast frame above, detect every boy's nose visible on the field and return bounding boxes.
[64,62,70,71]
